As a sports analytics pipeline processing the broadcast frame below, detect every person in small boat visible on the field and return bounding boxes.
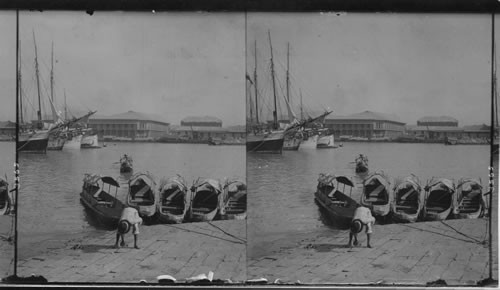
[348,205,375,248]
[114,206,143,249]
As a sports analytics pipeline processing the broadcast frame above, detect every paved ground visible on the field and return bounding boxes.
[17,220,246,283]
[247,218,497,286]
[0,215,14,279]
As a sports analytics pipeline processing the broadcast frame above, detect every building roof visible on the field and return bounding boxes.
[406,125,464,132]
[326,111,404,124]
[181,116,222,124]
[417,116,458,124]
[0,121,16,128]
[90,111,169,125]
[462,124,490,132]
[171,125,245,133]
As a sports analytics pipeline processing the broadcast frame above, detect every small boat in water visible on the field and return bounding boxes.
[355,154,369,173]
[0,178,11,215]
[314,174,359,227]
[189,179,223,222]
[453,178,485,219]
[422,178,455,221]
[360,172,393,219]
[120,154,133,173]
[391,175,425,223]
[126,172,157,218]
[157,175,190,224]
[79,174,125,227]
[219,179,247,220]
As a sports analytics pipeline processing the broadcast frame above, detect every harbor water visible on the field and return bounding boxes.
[17,142,245,259]
[247,142,495,258]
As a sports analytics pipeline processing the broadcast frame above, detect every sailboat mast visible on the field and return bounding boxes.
[33,31,42,124]
[64,90,68,120]
[254,40,259,125]
[50,42,54,103]
[300,89,304,121]
[286,42,290,103]
[268,30,278,129]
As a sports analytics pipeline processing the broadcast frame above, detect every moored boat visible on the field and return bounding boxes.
[120,154,133,173]
[79,174,124,227]
[314,173,358,227]
[355,154,369,173]
[189,178,222,222]
[360,172,393,219]
[283,133,301,151]
[246,131,285,153]
[219,179,247,220]
[391,175,425,223]
[81,131,100,148]
[157,175,189,224]
[316,134,336,149]
[453,178,485,219]
[62,130,82,150]
[422,178,455,221]
[47,132,65,150]
[18,130,50,153]
[300,132,318,149]
[0,178,11,215]
[126,172,157,218]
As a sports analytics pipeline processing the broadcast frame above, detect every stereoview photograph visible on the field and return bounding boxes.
[13,11,246,283]
[245,12,498,285]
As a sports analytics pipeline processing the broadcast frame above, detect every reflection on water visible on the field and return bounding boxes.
[18,142,245,259]
[247,142,492,258]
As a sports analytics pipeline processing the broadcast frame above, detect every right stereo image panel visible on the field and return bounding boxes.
[245,12,497,285]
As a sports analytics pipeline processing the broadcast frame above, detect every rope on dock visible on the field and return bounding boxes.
[439,220,486,245]
[207,222,246,243]
[163,224,245,245]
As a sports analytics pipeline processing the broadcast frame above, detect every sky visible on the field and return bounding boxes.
[1,12,499,127]
[1,11,245,126]
[247,13,499,126]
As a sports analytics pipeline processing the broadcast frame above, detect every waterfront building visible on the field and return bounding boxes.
[170,124,245,141]
[405,123,490,143]
[181,116,222,127]
[88,111,170,141]
[0,121,15,139]
[417,116,458,127]
[323,111,406,140]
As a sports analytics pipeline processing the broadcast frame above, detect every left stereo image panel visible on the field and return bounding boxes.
[11,11,247,283]
[0,11,17,280]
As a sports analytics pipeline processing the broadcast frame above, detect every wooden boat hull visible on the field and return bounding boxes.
[283,137,301,151]
[247,131,285,153]
[391,176,424,223]
[0,187,10,216]
[360,173,393,218]
[18,131,49,153]
[189,179,221,222]
[120,163,133,173]
[157,178,189,224]
[355,162,368,173]
[80,190,124,227]
[219,182,247,220]
[316,135,336,149]
[423,178,455,221]
[454,179,485,219]
[127,174,157,218]
[314,188,358,226]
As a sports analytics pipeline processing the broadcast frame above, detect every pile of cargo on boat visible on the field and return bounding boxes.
[79,170,247,228]
[314,171,487,225]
